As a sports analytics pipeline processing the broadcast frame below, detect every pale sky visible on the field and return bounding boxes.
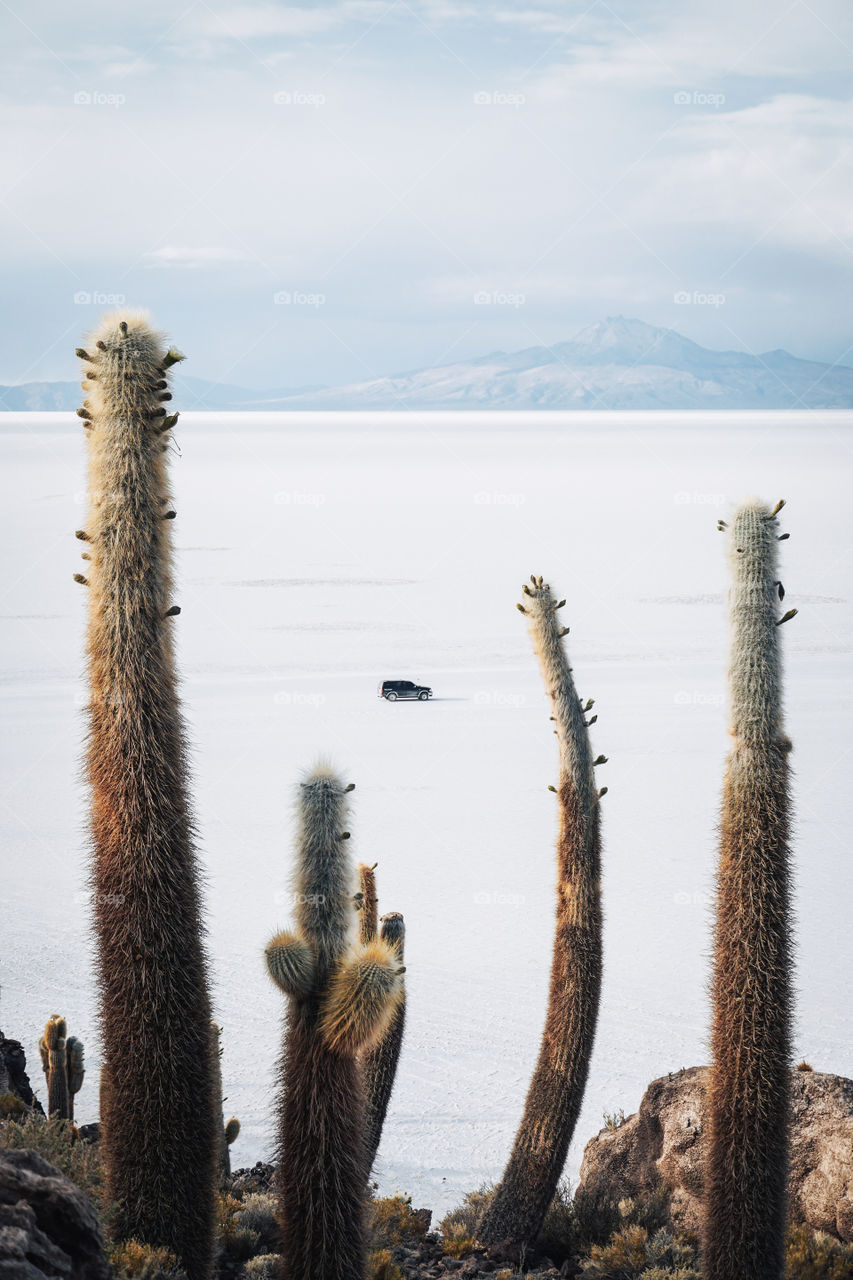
[1,0,852,388]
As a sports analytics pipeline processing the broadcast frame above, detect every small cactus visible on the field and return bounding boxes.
[265,765,404,1280]
[478,578,603,1251]
[211,1023,240,1182]
[38,1015,83,1121]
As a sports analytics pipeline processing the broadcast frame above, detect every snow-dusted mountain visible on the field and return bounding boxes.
[3,318,851,410]
[273,317,853,410]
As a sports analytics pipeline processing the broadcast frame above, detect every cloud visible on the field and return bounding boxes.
[647,94,853,254]
[197,2,392,41]
[146,246,253,268]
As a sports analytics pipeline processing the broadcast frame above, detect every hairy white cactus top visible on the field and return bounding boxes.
[522,578,598,820]
[292,763,357,966]
[726,499,789,746]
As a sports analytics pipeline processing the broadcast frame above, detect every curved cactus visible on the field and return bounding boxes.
[478,576,603,1253]
[76,312,217,1279]
[704,499,794,1280]
[363,910,406,1173]
[265,766,404,1280]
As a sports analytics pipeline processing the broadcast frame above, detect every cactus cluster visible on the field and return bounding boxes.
[38,1015,84,1121]
[265,767,405,1280]
[60,308,802,1280]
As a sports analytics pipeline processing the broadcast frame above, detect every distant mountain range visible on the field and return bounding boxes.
[3,317,852,411]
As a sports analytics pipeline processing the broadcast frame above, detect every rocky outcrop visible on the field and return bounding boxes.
[578,1066,853,1242]
[0,1032,44,1114]
[0,1149,109,1278]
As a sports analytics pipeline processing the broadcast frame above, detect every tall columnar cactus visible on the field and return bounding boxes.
[363,910,407,1173]
[704,499,795,1280]
[265,766,405,1280]
[75,313,217,1280]
[478,576,604,1253]
[38,1016,84,1120]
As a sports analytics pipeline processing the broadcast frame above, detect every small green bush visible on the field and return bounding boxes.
[581,1224,699,1278]
[0,1092,27,1119]
[786,1223,853,1279]
[110,1240,187,1279]
[234,1193,279,1252]
[0,1113,103,1204]
[366,1249,404,1280]
[369,1193,430,1249]
[217,1190,262,1266]
[241,1257,282,1279]
[438,1185,494,1245]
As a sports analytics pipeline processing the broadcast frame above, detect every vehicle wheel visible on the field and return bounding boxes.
[418,691,429,700]
[385,692,397,701]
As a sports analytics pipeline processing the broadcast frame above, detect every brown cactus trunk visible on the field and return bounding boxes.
[78,313,217,1279]
[478,578,603,1253]
[704,499,793,1280]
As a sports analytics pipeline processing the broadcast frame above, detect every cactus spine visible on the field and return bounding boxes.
[76,313,217,1279]
[478,577,603,1253]
[357,864,407,1173]
[704,499,794,1280]
[265,767,404,1280]
[38,1016,83,1120]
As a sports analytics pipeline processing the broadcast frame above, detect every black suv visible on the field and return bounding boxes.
[378,679,432,702]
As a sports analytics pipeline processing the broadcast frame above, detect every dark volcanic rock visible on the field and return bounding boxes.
[0,1149,108,1279]
[0,1032,44,1115]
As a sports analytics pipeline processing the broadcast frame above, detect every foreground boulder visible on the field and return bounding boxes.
[578,1066,853,1242]
[0,1149,109,1278]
